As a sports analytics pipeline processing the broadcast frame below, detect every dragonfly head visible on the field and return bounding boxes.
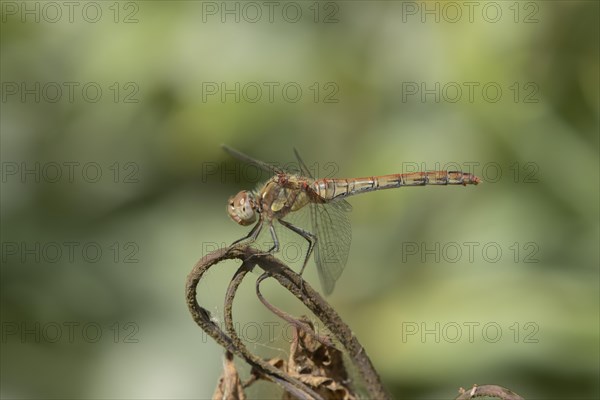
[227,191,258,226]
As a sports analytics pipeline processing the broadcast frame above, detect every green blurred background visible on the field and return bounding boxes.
[1,1,598,399]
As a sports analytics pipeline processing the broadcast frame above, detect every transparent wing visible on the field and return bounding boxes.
[311,201,352,295]
[293,147,352,210]
[293,148,313,178]
[293,148,353,295]
[222,144,284,175]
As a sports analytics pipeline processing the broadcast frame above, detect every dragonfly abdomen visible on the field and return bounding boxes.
[313,171,479,201]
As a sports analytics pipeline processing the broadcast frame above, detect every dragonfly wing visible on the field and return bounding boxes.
[294,147,353,211]
[222,145,284,175]
[310,200,352,295]
[294,148,353,294]
[293,148,314,178]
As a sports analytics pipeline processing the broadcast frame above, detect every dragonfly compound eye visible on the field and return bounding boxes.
[227,191,257,226]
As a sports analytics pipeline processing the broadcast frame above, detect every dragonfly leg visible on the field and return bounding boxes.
[266,223,279,254]
[230,222,281,271]
[230,220,263,247]
[243,223,279,257]
[278,219,317,277]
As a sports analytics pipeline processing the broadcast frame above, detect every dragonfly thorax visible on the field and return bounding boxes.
[227,190,258,226]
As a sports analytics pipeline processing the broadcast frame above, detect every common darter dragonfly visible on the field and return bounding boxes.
[223,145,480,295]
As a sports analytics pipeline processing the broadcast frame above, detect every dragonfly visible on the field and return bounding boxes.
[223,145,480,295]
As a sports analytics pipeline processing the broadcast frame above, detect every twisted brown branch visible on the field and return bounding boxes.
[185,244,389,400]
[255,271,334,348]
[223,260,323,400]
[455,384,525,400]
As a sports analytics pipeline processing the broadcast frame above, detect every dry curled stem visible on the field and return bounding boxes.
[186,244,389,400]
[455,384,525,400]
